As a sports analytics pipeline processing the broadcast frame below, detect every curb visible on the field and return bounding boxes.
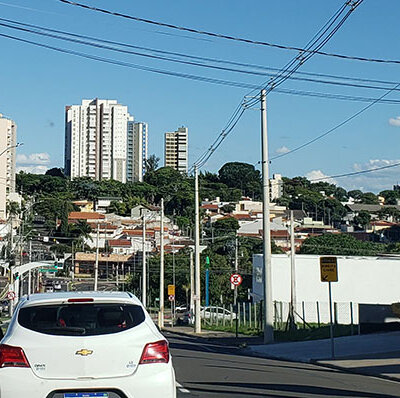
[245,347,400,384]
[311,360,400,384]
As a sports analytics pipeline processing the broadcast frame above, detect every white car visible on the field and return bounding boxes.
[0,291,176,398]
[201,306,237,321]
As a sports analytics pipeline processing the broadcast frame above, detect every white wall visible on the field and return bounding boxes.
[253,254,400,305]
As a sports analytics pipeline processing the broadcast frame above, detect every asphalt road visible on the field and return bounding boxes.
[166,333,400,398]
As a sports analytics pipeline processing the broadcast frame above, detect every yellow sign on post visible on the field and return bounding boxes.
[320,257,338,282]
[168,284,175,296]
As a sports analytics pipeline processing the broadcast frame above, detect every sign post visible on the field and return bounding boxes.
[230,273,242,338]
[320,256,338,359]
[168,285,175,326]
[205,256,210,307]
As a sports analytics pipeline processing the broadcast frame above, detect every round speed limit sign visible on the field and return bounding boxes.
[7,291,16,300]
[230,273,243,286]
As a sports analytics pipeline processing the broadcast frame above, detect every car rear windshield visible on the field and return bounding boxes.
[18,303,146,336]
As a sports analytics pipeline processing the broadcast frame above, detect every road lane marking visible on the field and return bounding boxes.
[177,382,190,394]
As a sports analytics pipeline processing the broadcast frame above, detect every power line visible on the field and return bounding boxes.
[3,17,399,94]
[1,29,398,108]
[4,15,399,90]
[192,1,363,169]
[309,161,400,182]
[271,81,400,161]
[58,0,399,66]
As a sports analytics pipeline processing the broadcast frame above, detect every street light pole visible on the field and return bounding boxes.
[261,89,274,344]
[194,165,201,333]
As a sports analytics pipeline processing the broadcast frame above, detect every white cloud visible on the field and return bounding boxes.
[389,117,400,127]
[339,159,400,193]
[305,170,337,185]
[17,165,48,174]
[16,152,50,165]
[275,146,290,154]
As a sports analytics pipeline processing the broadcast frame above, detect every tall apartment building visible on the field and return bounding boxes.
[0,114,17,220]
[65,99,133,183]
[164,126,188,173]
[126,121,148,182]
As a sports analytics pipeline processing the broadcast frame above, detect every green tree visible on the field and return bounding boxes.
[353,210,371,229]
[145,154,160,173]
[300,233,385,256]
[218,162,261,199]
[379,190,400,205]
[360,192,379,205]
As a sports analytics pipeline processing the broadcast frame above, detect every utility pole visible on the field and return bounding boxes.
[9,215,14,315]
[142,210,147,308]
[94,222,100,291]
[194,165,201,333]
[28,240,32,295]
[261,89,274,343]
[289,210,297,330]
[159,198,165,328]
[190,250,194,313]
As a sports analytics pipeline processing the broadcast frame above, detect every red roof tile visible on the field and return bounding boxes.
[107,239,131,247]
[69,212,105,220]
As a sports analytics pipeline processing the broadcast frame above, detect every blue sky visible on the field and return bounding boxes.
[1,0,400,192]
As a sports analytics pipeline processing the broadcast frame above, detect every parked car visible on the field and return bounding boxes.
[0,300,9,314]
[201,306,237,322]
[53,282,62,290]
[0,291,176,398]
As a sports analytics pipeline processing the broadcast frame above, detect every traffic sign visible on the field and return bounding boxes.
[320,257,338,282]
[230,273,243,286]
[168,295,175,302]
[167,284,175,296]
[7,291,16,300]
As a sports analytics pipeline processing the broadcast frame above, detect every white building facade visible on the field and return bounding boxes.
[0,114,16,220]
[164,126,188,173]
[65,99,133,182]
[127,121,148,183]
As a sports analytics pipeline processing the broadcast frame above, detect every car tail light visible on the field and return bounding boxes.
[0,344,30,368]
[139,340,169,364]
[68,298,94,303]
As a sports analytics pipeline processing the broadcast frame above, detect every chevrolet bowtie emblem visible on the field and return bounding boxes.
[75,349,93,356]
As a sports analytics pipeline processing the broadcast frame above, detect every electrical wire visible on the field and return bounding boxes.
[3,18,400,95]
[271,81,400,161]
[192,1,363,169]
[2,16,398,90]
[58,1,399,66]
[309,161,400,182]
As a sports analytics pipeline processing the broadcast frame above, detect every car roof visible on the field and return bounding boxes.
[19,291,141,307]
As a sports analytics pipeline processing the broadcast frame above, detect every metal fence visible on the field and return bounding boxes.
[203,301,359,330]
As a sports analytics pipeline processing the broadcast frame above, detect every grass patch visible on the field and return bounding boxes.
[202,322,356,341]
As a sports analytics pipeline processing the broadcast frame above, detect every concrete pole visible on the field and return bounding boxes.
[194,166,201,333]
[290,210,297,329]
[28,240,32,295]
[190,250,194,313]
[159,198,165,328]
[9,215,14,316]
[142,211,147,307]
[94,223,100,291]
[261,89,274,343]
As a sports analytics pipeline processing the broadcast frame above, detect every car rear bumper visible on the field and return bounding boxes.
[0,364,176,398]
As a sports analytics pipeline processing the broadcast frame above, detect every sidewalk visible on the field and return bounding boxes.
[248,331,400,381]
